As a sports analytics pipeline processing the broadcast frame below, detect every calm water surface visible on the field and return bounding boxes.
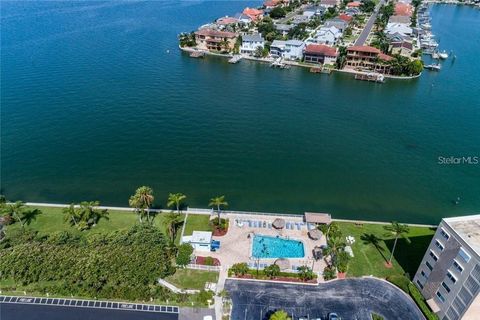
[1,1,479,224]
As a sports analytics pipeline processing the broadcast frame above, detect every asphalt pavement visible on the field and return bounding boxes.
[225,277,425,320]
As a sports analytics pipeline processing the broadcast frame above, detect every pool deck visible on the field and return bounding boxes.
[194,213,327,279]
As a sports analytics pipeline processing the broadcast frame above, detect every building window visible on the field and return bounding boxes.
[446,271,457,284]
[429,250,438,262]
[442,282,451,293]
[417,280,424,289]
[453,260,463,273]
[440,228,450,240]
[458,248,471,263]
[435,240,444,251]
[421,270,426,278]
[426,261,433,271]
[436,291,445,303]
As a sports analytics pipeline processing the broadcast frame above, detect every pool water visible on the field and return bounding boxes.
[252,235,305,259]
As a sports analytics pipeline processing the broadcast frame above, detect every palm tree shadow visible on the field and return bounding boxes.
[22,209,42,226]
[361,233,388,263]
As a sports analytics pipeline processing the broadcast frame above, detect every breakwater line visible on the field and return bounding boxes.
[24,202,438,228]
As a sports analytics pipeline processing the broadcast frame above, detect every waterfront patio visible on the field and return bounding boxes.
[192,213,327,279]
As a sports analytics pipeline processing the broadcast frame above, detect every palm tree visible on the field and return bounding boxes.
[78,201,109,228]
[129,186,154,223]
[164,211,181,242]
[384,221,411,265]
[63,204,80,227]
[167,193,186,214]
[270,310,291,320]
[209,195,228,222]
[220,38,230,52]
[2,201,26,228]
[323,236,345,268]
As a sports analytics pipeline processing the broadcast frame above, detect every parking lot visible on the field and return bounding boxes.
[0,296,179,320]
[225,277,425,320]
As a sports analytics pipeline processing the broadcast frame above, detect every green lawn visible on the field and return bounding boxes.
[165,269,218,290]
[183,213,211,236]
[337,222,435,279]
[8,206,186,243]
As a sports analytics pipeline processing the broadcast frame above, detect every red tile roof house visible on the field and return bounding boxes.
[216,16,240,26]
[338,14,353,23]
[303,44,338,65]
[347,1,361,7]
[194,29,238,52]
[394,3,413,17]
[243,7,264,22]
[264,0,283,9]
[345,45,393,74]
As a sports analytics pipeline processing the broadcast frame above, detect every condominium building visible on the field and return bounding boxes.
[413,214,480,320]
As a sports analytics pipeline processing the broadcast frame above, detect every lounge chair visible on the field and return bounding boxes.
[296,223,301,230]
[248,220,252,228]
[263,221,267,228]
[268,223,272,229]
[286,222,291,229]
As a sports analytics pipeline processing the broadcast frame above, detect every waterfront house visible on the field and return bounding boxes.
[320,0,339,8]
[240,33,265,55]
[195,29,238,52]
[388,14,412,25]
[308,26,342,46]
[394,3,413,16]
[303,44,338,65]
[325,18,348,32]
[270,40,287,57]
[284,40,305,60]
[386,22,413,38]
[345,45,393,74]
[275,23,294,36]
[264,0,283,9]
[386,32,413,43]
[389,41,414,57]
[234,13,253,24]
[243,7,264,22]
[216,16,240,27]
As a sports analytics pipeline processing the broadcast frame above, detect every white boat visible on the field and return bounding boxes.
[432,52,439,59]
[425,63,441,71]
[438,51,449,59]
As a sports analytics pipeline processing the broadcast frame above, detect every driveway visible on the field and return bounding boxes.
[225,277,424,320]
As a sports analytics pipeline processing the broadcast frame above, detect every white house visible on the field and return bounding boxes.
[234,13,253,24]
[284,40,305,60]
[386,22,413,37]
[240,33,265,55]
[270,40,287,57]
[308,26,342,46]
[183,231,212,252]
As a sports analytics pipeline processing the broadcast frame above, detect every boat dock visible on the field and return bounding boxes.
[228,55,242,64]
[189,51,205,58]
[354,73,385,83]
[270,58,289,69]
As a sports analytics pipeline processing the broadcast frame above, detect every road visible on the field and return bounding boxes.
[354,0,386,46]
[225,277,425,320]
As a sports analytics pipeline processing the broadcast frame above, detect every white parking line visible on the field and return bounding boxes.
[0,296,179,314]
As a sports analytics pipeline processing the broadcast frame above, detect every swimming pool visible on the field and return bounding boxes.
[252,235,305,259]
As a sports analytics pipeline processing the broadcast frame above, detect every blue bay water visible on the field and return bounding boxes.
[1,1,479,224]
